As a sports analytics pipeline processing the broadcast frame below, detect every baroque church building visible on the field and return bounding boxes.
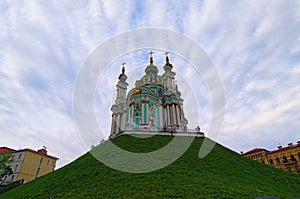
[110,52,189,137]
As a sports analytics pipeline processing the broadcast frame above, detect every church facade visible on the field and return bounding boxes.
[110,52,188,137]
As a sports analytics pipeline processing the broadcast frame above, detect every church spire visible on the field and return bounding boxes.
[118,62,127,82]
[121,62,126,75]
[164,51,173,69]
[145,51,158,75]
[149,50,154,65]
[165,51,170,64]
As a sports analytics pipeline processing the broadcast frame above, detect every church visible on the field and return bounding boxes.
[110,52,189,137]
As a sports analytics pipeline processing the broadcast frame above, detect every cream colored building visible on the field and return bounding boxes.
[0,147,58,184]
[243,141,300,174]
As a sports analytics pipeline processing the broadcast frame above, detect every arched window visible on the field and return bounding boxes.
[269,159,274,165]
[283,156,288,163]
[291,154,296,162]
[276,157,281,164]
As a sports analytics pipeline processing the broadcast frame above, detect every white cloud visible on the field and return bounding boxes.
[0,0,300,168]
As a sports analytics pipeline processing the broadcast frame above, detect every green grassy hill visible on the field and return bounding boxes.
[1,135,300,198]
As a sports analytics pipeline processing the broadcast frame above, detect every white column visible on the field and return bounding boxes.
[121,113,125,131]
[165,106,168,126]
[119,114,122,131]
[130,105,134,127]
[176,105,181,127]
[127,108,130,129]
[167,105,171,127]
[110,115,115,134]
[124,111,128,131]
[169,105,173,126]
[159,105,163,128]
[156,105,159,128]
[172,104,176,125]
[180,104,186,129]
[163,106,167,128]
[115,114,120,132]
[141,102,144,124]
[146,103,149,124]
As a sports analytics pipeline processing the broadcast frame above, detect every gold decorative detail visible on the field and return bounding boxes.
[134,88,141,94]
[149,104,155,111]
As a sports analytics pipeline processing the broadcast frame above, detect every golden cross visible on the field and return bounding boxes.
[149,50,154,58]
[165,51,169,56]
[122,62,126,67]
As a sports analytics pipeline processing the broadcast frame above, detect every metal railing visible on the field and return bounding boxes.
[110,128,205,139]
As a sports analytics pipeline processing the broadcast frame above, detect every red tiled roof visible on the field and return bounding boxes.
[268,145,299,154]
[0,147,16,153]
[16,148,59,160]
[243,148,268,155]
[0,146,58,160]
[244,144,300,156]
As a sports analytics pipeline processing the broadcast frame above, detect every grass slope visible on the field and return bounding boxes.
[1,135,300,198]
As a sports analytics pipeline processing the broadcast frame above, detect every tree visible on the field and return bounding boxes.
[0,153,13,180]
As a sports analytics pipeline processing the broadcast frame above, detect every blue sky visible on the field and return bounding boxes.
[1,0,300,168]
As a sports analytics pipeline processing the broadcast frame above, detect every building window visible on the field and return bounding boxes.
[269,159,273,165]
[14,165,18,172]
[295,166,300,173]
[18,154,22,159]
[11,175,14,181]
[291,154,296,162]
[47,160,50,165]
[287,167,291,172]
[52,161,55,166]
[276,157,281,164]
[283,156,288,163]
[298,152,300,159]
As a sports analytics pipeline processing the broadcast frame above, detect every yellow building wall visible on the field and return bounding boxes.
[244,144,300,174]
[245,150,268,164]
[266,147,300,173]
[17,151,57,183]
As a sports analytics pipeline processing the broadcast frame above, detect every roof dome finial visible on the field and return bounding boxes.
[164,51,173,70]
[149,50,154,65]
[121,62,126,75]
[118,62,127,81]
[165,51,170,64]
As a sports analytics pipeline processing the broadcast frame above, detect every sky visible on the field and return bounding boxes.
[1,0,300,168]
